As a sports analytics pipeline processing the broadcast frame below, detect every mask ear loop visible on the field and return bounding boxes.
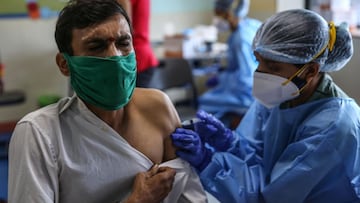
[282,63,309,86]
[281,64,310,96]
[282,21,337,96]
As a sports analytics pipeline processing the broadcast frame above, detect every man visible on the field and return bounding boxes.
[8,0,206,202]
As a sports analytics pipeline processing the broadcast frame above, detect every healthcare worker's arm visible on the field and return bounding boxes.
[199,101,360,203]
[173,103,266,202]
[259,103,360,202]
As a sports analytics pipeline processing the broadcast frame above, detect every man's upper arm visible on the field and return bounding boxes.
[8,121,58,202]
[155,90,181,161]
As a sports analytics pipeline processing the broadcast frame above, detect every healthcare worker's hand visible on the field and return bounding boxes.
[195,110,235,151]
[125,165,176,203]
[206,75,219,88]
[171,128,212,172]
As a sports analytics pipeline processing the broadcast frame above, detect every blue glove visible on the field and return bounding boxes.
[206,75,219,88]
[171,128,212,172]
[194,109,235,151]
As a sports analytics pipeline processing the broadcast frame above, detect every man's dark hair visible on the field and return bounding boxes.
[55,0,131,55]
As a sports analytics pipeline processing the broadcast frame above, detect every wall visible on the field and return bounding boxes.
[276,0,305,12]
[0,18,68,122]
[250,0,277,21]
[330,37,360,103]
[249,0,305,20]
[150,0,213,41]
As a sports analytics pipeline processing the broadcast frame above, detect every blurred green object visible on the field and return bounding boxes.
[38,94,61,108]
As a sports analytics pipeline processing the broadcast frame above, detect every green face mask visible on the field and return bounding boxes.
[63,52,137,110]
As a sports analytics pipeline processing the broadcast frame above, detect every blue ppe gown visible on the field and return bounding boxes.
[198,18,262,119]
[199,75,360,203]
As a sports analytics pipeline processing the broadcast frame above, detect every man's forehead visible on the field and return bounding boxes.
[72,15,130,41]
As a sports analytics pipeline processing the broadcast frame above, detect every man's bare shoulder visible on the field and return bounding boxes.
[131,88,180,124]
[132,87,172,109]
[131,88,181,161]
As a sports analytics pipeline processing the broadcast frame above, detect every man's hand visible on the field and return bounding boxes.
[125,165,176,203]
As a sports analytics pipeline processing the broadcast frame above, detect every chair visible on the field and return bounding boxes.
[0,132,11,202]
[149,58,198,121]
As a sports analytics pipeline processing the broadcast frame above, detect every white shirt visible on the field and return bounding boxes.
[8,95,207,203]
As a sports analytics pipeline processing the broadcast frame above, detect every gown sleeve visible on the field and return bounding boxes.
[199,102,267,203]
[199,100,360,203]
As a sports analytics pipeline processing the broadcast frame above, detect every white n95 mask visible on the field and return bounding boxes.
[213,16,230,32]
[252,71,300,109]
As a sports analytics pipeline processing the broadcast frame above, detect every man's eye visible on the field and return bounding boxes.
[86,41,106,51]
[116,41,130,47]
[88,45,105,51]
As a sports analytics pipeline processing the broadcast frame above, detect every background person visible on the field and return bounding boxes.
[8,0,206,202]
[198,0,261,129]
[117,0,159,88]
[172,9,360,202]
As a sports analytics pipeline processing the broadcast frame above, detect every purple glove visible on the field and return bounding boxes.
[171,128,212,172]
[206,75,219,88]
[194,110,235,151]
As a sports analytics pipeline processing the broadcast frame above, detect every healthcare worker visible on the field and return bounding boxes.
[172,9,360,203]
[198,0,262,129]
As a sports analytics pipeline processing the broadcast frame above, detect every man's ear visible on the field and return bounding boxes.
[305,62,320,81]
[56,53,70,76]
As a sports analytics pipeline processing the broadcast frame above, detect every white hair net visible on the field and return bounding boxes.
[214,0,249,18]
[253,9,353,72]
[323,23,353,72]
